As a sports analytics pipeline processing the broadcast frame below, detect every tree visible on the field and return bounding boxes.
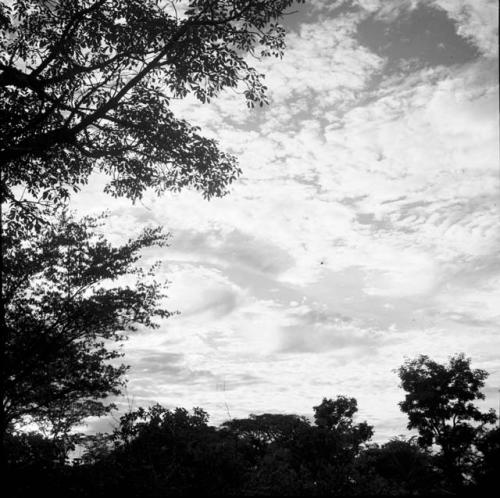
[397,354,497,490]
[314,396,358,430]
[313,396,373,446]
[0,0,303,206]
[2,207,172,449]
[220,413,311,494]
[304,396,373,494]
[221,413,310,449]
[77,404,247,496]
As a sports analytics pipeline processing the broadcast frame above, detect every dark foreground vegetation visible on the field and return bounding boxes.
[5,354,499,496]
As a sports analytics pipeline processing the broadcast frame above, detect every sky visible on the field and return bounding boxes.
[70,0,499,441]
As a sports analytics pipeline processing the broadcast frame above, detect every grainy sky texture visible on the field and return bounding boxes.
[71,0,499,440]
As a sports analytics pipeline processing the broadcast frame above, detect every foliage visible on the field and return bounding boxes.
[72,399,375,496]
[313,395,373,445]
[75,404,247,496]
[221,413,313,494]
[4,365,499,495]
[2,206,172,440]
[5,430,63,468]
[397,353,497,489]
[0,0,304,205]
[221,413,310,450]
[314,395,358,430]
[355,437,440,495]
[216,397,374,495]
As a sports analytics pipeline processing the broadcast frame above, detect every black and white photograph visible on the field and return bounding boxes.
[1,0,499,495]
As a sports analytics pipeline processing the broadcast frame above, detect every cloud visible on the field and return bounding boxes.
[168,227,295,277]
[69,1,500,438]
[431,0,499,58]
[313,0,497,58]
[278,303,389,354]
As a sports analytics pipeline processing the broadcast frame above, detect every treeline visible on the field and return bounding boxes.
[6,354,499,496]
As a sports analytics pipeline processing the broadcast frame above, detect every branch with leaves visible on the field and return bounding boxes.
[0,0,304,204]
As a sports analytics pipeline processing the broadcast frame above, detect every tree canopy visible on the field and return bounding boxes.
[397,353,497,488]
[2,208,172,441]
[0,0,303,206]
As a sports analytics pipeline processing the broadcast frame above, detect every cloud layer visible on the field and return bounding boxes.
[72,0,499,440]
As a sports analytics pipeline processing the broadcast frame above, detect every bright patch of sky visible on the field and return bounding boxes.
[71,0,499,440]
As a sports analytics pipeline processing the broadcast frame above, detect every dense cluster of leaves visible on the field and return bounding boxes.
[398,354,497,489]
[5,381,499,496]
[0,0,303,205]
[2,207,172,441]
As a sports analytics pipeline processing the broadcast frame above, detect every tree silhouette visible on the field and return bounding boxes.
[397,353,497,490]
[0,0,303,206]
[217,399,374,495]
[313,396,374,447]
[314,396,358,430]
[221,413,310,449]
[2,208,172,451]
[76,404,246,496]
[6,383,499,495]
